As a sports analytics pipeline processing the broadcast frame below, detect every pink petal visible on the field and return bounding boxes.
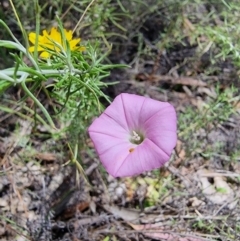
[144,105,177,155]
[139,97,173,125]
[113,139,169,177]
[118,93,145,130]
[103,94,130,131]
[146,130,177,156]
[88,113,129,139]
[144,104,177,132]
[99,142,135,177]
[88,132,130,156]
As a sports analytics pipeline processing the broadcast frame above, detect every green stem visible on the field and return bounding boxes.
[21,81,56,129]
[1,67,84,79]
[34,0,40,60]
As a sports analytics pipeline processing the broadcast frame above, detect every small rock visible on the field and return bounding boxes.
[0,198,8,209]
[189,197,205,207]
[115,186,125,197]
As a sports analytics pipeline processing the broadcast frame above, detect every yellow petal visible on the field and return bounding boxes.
[69,38,81,49]
[74,46,86,52]
[64,29,73,41]
[28,45,44,52]
[79,46,86,51]
[50,27,61,43]
[29,32,45,44]
[29,32,37,44]
[28,46,35,52]
[40,43,54,50]
[42,30,47,36]
[50,27,57,35]
[40,51,50,58]
[28,46,35,53]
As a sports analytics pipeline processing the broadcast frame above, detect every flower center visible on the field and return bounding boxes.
[130,131,144,145]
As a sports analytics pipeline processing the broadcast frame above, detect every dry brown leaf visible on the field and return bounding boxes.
[197,87,217,99]
[72,215,108,228]
[103,204,140,222]
[175,140,186,166]
[124,178,137,202]
[35,152,57,161]
[151,75,207,87]
[63,201,90,219]
[183,17,195,32]
[129,223,209,241]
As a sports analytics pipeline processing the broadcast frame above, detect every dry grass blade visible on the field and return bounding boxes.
[129,223,211,241]
[150,75,208,87]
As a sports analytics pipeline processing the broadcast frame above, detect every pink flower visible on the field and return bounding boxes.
[88,93,177,177]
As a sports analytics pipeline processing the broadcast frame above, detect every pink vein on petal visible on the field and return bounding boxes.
[121,93,145,130]
[138,97,147,129]
[89,132,130,156]
[88,113,128,139]
[114,139,170,177]
[142,104,175,126]
[121,94,128,128]
[103,112,128,132]
[89,130,124,140]
[99,143,132,177]
[104,95,129,131]
[145,138,170,158]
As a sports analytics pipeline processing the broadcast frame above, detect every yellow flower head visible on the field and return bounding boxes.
[28,27,85,58]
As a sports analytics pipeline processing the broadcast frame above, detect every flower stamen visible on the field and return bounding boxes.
[132,131,140,141]
[130,131,144,145]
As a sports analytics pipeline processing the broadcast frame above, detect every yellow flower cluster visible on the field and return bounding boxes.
[29,27,85,58]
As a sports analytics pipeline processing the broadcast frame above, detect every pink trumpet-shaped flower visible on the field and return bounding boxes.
[88,93,177,177]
